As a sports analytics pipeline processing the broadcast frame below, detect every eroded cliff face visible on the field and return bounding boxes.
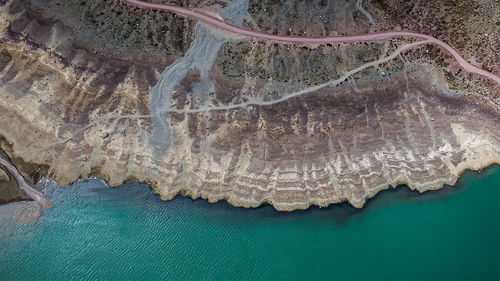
[164,67,500,210]
[0,0,499,210]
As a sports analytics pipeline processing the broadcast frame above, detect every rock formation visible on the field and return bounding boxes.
[0,0,499,211]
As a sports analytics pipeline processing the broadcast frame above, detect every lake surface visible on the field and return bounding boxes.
[1,165,499,280]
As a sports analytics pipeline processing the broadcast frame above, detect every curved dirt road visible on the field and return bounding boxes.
[123,0,500,86]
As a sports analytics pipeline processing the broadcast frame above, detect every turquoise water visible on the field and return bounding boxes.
[1,165,499,281]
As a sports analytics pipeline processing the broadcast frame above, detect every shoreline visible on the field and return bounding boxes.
[0,152,497,225]
[109,161,500,212]
[10,161,500,212]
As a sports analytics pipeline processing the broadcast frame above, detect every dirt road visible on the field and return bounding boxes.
[123,0,500,86]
